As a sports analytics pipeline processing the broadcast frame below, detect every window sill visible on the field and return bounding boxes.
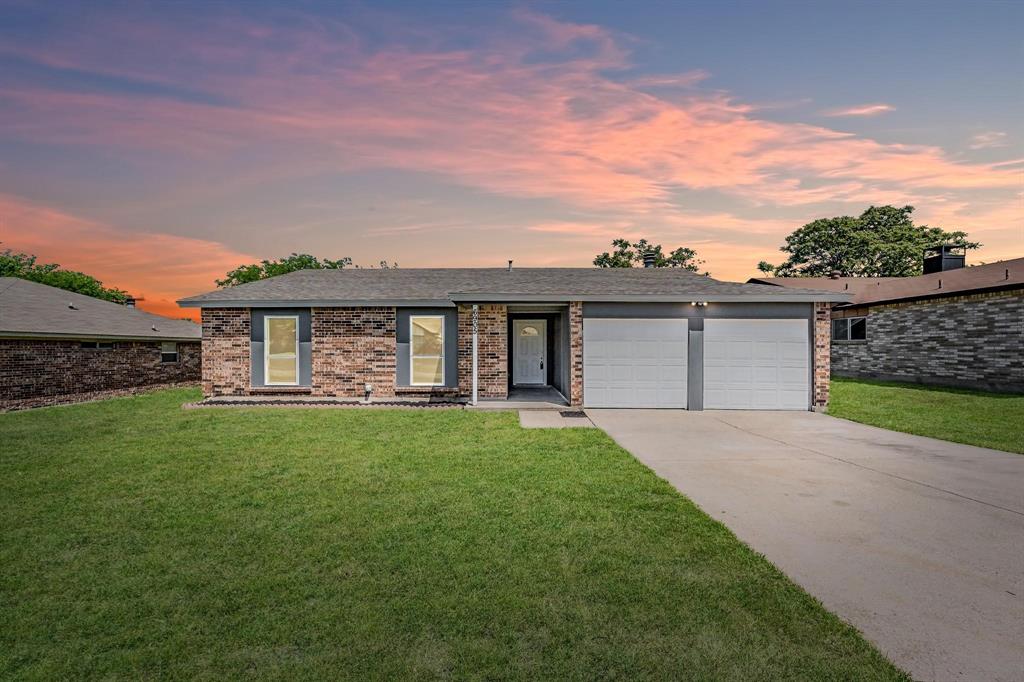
[832,339,867,345]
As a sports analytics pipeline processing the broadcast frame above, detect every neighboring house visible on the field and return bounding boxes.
[749,252,1024,393]
[178,267,847,410]
[0,277,201,410]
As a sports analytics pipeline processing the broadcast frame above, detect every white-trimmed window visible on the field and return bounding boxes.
[410,315,444,386]
[160,341,178,363]
[264,315,299,385]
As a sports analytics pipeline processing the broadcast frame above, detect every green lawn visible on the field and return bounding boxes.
[1,389,905,680]
[829,378,1024,454]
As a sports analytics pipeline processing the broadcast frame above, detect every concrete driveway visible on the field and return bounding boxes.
[587,409,1024,682]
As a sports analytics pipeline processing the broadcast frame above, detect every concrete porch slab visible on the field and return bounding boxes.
[519,410,594,428]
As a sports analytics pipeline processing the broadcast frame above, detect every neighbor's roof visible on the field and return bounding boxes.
[748,256,1024,307]
[0,277,201,341]
[178,267,850,307]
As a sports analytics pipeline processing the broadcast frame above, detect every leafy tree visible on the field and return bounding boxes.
[759,206,979,277]
[0,249,130,303]
[217,253,354,287]
[594,238,706,273]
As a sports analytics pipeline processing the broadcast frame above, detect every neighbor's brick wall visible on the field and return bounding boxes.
[812,302,831,409]
[0,339,200,410]
[201,308,250,397]
[458,304,507,399]
[831,289,1024,393]
[569,301,584,406]
[311,307,396,397]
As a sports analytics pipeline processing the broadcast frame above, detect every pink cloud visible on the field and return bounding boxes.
[0,195,256,320]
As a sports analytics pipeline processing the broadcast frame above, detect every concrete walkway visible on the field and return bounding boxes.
[587,409,1024,682]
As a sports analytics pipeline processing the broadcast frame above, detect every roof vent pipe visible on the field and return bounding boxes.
[642,251,657,268]
[507,260,513,272]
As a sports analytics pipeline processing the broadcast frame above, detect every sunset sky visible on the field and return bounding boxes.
[1,0,1021,320]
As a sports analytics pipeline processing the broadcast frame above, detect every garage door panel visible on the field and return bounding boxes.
[584,318,687,408]
[704,319,809,411]
[779,366,807,384]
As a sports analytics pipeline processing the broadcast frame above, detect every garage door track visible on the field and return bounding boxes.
[588,409,1024,682]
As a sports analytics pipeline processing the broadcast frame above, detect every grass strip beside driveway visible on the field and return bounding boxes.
[1,388,906,680]
[829,377,1024,454]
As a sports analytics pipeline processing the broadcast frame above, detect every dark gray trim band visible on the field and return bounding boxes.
[180,293,849,308]
[450,293,850,303]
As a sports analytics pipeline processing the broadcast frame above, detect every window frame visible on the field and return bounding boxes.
[409,314,445,386]
[80,341,115,350]
[160,341,179,363]
[263,314,300,386]
[831,316,867,342]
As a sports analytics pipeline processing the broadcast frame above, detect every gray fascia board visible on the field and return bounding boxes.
[0,331,200,342]
[448,293,852,303]
[177,298,456,308]
[180,293,851,307]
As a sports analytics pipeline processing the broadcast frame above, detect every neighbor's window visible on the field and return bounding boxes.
[160,341,178,363]
[265,316,299,385]
[832,317,867,341]
[410,315,444,385]
[80,341,115,350]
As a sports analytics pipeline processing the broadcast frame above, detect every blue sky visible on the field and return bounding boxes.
[0,0,1020,317]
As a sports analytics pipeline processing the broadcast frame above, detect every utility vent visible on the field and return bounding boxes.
[923,245,965,274]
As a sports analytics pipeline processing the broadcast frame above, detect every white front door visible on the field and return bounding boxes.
[513,319,546,385]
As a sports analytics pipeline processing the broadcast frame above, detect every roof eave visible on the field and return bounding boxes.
[177,298,457,308]
[0,331,201,341]
[449,293,852,303]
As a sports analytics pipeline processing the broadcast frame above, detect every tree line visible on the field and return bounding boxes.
[2,205,980,306]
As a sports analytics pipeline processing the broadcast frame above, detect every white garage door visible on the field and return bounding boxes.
[583,319,687,408]
[703,319,809,410]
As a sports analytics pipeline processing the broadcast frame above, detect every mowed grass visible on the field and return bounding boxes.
[829,378,1024,454]
[1,389,905,680]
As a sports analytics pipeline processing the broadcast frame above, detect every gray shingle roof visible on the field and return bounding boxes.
[178,268,850,306]
[0,278,201,340]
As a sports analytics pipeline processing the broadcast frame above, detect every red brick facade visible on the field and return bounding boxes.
[311,307,396,398]
[569,301,584,406]
[457,304,508,399]
[201,308,250,396]
[197,302,832,409]
[1,338,200,411]
[813,301,831,409]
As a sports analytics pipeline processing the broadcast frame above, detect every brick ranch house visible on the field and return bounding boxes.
[178,267,847,410]
[750,250,1024,394]
[0,277,201,411]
